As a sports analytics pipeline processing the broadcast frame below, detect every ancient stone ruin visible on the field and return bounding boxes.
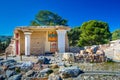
[75,46,107,63]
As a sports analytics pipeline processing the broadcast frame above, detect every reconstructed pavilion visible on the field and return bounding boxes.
[13,26,70,56]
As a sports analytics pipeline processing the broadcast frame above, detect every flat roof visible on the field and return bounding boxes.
[15,26,71,32]
[16,26,70,29]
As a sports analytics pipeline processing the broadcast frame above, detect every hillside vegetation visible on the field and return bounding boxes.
[0,36,12,53]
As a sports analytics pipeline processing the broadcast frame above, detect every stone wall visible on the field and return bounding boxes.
[104,40,120,62]
[69,39,120,62]
[30,31,46,55]
[19,31,48,55]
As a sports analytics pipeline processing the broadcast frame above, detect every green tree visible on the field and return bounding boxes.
[1,42,7,51]
[78,20,111,47]
[31,21,40,26]
[68,27,81,46]
[112,29,120,40]
[31,10,68,26]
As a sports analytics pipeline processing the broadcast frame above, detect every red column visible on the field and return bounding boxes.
[16,33,19,55]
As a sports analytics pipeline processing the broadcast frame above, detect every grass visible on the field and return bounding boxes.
[72,62,120,71]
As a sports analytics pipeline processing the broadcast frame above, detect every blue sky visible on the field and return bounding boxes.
[0,0,120,35]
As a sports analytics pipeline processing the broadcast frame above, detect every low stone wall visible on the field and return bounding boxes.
[69,40,120,62]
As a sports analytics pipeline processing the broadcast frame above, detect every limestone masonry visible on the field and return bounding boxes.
[10,26,70,56]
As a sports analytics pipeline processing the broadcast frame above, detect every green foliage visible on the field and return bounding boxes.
[1,42,6,50]
[31,21,40,26]
[0,37,11,52]
[31,10,68,26]
[78,20,111,47]
[112,29,120,40]
[67,27,81,46]
[0,39,6,52]
[106,60,115,64]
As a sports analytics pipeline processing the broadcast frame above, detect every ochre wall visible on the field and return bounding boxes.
[19,31,25,55]
[19,30,69,55]
[30,31,46,55]
[19,31,51,55]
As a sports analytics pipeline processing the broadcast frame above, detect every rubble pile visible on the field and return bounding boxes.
[75,46,107,63]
